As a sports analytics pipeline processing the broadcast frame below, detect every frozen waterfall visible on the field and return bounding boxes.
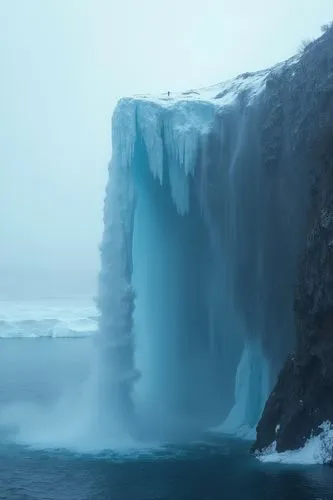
[217,339,269,439]
[98,58,310,439]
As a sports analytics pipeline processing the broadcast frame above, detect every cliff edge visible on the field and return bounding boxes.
[253,25,333,453]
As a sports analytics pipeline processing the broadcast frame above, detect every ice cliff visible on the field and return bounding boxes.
[98,26,333,448]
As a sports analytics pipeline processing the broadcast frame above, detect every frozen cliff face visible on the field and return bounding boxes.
[253,26,333,453]
[98,28,333,439]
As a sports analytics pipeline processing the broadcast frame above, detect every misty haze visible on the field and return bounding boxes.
[1,1,333,499]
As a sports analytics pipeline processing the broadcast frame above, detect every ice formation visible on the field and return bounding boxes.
[98,55,310,438]
[217,339,269,439]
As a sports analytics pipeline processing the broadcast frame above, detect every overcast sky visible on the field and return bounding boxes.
[0,0,332,299]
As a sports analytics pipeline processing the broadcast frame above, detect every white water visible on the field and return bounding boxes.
[0,297,111,452]
[0,297,98,338]
[258,422,333,465]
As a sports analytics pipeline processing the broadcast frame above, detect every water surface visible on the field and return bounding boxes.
[1,335,333,500]
[1,437,333,500]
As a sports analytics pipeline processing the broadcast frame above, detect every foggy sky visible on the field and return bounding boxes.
[0,0,332,299]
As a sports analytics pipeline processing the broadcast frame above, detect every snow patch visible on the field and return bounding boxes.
[134,69,269,108]
[258,421,333,465]
[114,65,270,216]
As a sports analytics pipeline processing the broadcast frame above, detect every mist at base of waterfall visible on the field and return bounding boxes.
[1,336,333,500]
[0,335,214,452]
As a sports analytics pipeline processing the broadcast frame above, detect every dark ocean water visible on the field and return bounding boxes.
[1,437,333,500]
[1,336,333,499]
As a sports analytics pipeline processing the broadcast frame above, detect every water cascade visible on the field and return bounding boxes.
[98,55,311,439]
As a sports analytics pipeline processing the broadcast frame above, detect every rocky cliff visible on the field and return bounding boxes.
[253,26,333,453]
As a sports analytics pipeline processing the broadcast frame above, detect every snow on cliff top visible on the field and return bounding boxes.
[131,69,268,108]
[128,56,300,109]
[111,54,301,215]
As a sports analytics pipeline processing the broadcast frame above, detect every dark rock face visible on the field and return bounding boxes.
[253,28,333,453]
